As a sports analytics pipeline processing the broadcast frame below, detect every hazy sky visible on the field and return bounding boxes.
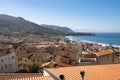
[0,0,120,32]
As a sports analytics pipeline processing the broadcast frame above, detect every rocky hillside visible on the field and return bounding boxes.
[0,14,74,36]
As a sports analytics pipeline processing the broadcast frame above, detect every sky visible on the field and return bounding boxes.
[0,0,120,32]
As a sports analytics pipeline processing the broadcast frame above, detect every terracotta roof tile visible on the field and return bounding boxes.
[96,49,114,56]
[0,74,50,80]
[58,62,73,67]
[84,54,97,58]
[0,51,6,57]
[55,50,64,56]
[47,64,120,80]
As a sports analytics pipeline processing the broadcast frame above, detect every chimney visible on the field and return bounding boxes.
[53,63,57,68]
[80,70,85,80]
[59,74,65,80]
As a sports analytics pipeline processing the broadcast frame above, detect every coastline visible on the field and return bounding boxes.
[65,36,120,48]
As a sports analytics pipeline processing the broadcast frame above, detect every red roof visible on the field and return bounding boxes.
[58,62,73,67]
[0,74,50,80]
[84,54,97,58]
[0,51,6,57]
[47,64,120,80]
[55,50,64,56]
[96,49,114,56]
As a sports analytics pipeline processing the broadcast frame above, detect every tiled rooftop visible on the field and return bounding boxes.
[0,73,50,80]
[46,64,120,80]
[54,50,64,56]
[58,62,73,67]
[0,51,6,57]
[96,49,114,56]
[84,53,97,58]
[0,64,120,80]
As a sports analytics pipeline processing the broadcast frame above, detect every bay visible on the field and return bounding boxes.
[66,33,120,46]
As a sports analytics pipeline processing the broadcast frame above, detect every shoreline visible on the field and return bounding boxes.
[65,36,120,48]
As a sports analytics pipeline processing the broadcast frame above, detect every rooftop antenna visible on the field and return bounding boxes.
[59,74,65,80]
[53,63,57,68]
[80,70,85,80]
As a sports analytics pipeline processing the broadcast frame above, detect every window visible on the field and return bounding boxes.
[27,65,30,67]
[9,64,11,67]
[102,55,105,58]
[20,63,22,66]
[20,58,22,61]
[1,59,3,63]
[5,65,7,69]
[25,60,27,62]
[33,59,35,62]
[37,60,39,62]
[67,53,69,55]
[62,48,64,51]
[11,56,14,59]
[1,67,3,70]
[23,64,26,68]
[18,64,21,68]
[9,64,12,68]
[18,59,20,61]
[18,63,22,68]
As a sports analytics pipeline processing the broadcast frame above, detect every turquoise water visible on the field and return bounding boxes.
[66,33,120,46]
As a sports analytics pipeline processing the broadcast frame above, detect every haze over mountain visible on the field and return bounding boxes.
[0,14,74,36]
[41,24,74,33]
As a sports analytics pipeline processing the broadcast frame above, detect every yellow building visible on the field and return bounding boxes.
[96,49,115,64]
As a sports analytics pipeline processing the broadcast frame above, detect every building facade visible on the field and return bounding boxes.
[0,53,17,73]
[96,49,115,64]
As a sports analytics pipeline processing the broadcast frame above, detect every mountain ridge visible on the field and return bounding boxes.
[41,24,74,33]
[0,14,95,36]
[0,14,73,36]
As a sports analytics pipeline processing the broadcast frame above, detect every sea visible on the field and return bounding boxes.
[66,33,120,47]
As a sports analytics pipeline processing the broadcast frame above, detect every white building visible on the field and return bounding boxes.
[0,53,17,73]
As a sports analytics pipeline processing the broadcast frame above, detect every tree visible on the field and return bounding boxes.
[45,47,55,55]
[29,64,39,73]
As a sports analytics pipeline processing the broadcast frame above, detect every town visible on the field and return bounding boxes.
[0,14,119,80]
[0,32,120,74]
[0,0,120,79]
